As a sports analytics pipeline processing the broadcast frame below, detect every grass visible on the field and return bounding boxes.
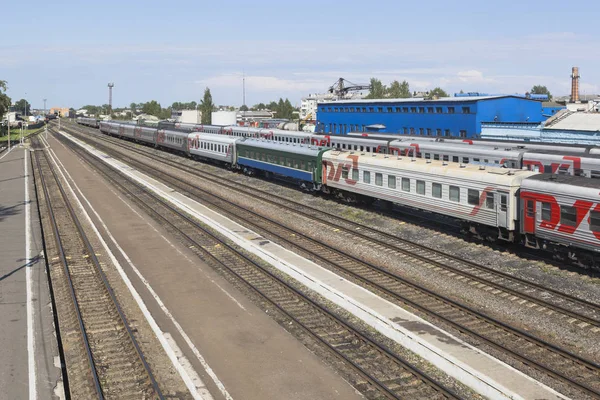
[0,127,45,143]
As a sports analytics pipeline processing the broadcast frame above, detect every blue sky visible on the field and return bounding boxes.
[2,0,598,109]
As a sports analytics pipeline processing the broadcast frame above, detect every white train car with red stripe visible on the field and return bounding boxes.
[520,174,600,266]
[321,151,537,241]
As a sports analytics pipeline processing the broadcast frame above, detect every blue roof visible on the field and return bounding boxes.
[317,95,534,105]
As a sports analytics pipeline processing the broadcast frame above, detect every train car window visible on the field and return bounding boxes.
[432,183,442,198]
[452,156,459,163]
[591,170,600,179]
[388,175,396,189]
[484,159,489,163]
[364,171,371,184]
[280,156,285,165]
[342,166,349,179]
[526,200,535,217]
[416,180,425,195]
[574,168,585,177]
[425,153,431,159]
[294,159,299,169]
[308,161,313,171]
[301,161,306,170]
[366,147,371,152]
[402,178,410,192]
[468,189,479,205]
[434,154,440,161]
[560,206,577,227]
[360,146,364,151]
[336,143,341,149]
[449,186,460,202]
[590,211,600,232]
[443,155,449,161]
[473,158,480,163]
[416,152,422,158]
[500,195,507,212]
[286,158,292,167]
[558,166,569,175]
[354,145,358,150]
[541,202,552,221]
[352,169,359,181]
[462,157,469,164]
[262,153,266,161]
[485,193,495,209]
[375,173,383,186]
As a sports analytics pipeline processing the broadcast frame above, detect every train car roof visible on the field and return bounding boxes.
[323,150,538,185]
[524,149,600,158]
[239,138,328,156]
[388,140,526,157]
[522,173,600,198]
[187,132,240,143]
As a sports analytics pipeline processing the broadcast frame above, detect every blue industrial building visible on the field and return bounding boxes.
[316,95,555,138]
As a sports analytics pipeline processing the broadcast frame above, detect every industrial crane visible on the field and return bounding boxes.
[328,78,371,99]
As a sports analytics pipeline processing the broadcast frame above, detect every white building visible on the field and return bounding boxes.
[172,109,201,124]
[300,92,366,122]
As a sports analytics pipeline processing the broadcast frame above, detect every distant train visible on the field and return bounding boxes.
[89,120,600,269]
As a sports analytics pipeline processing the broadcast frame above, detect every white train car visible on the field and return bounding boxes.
[312,135,393,153]
[322,151,537,241]
[188,133,239,165]
[156,129,189,153]
[387,140,525,168]
[133,126,157,145]
[118,123,136,139]
[99,121,121,136]
[77,117,99,128]
[520,174,600,266]
[522,151,600,179]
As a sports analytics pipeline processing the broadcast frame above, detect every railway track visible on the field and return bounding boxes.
[57,126,600,398]
[55,128,462,400]
[32,140,163,399]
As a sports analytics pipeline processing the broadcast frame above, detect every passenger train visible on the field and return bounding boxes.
[67,119,600,269]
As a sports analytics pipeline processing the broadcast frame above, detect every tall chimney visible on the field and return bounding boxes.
[570,67,580,103]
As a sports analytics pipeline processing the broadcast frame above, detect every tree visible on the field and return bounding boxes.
[365,78,387,99]
[200,87,214,124]
[130,102,137,112]
[252,103,266,110]
[0,81,12,122]
[530,85,552,100]
[428,87,449,98]
[239,104,249,112]
[387,80,411,98]
[14,99,31,115]
[142,100,162,117]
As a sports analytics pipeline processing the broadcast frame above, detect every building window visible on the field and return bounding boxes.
[388,175,396,189]
[427,107,434,113]
[369,107,374,113]
[462,106,471,114]
[377,107,383,112]
[560,205,577,227]
[395,107,401,113]
[387,107,393,112]
[361,107,366,112]
[432,183,442,198]
[449,186,460,202]
[468,189,479,205]
[402,178,410,192]
[459,130,467,138]
[410,128,415,135]
[403,107,409,113]
[419,128,424,135]
[403,127,408,134]
[448,107,455,114]
[363,171,371,184]
[375,173,383,186]
[418,107,425,113]
[427,128,432,136]
[416,180,425,195]
[445,129,451,136]
[436,129,442,136]
[410,107,417,113]
[436,107,443,113]
[328,107,332,112]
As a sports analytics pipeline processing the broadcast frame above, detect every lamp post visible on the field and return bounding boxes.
[24,92,27,120]
[7,121,10,152]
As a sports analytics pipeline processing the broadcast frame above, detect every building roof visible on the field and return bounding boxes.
[317,95,528,105]
[544,112,600,132]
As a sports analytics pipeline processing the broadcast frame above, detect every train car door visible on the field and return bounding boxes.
[497,191,510,229]
[522,197,536,234]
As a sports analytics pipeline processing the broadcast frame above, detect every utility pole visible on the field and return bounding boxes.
[24,92,27,120]
[7,121,10,152]
[242,72,246,108]
[43,98,47,116]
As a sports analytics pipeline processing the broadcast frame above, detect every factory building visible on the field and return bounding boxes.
[315,95,550,138]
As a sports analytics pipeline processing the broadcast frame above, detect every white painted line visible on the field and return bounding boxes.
[55,129,567,400]
[44,141,230,400]
[0,144,15,160]
[25,150,37,400]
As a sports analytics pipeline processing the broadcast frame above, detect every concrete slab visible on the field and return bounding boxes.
[57,129,567,400]
[0,145,62,399]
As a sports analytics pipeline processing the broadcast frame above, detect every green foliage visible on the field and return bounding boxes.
[130,102,137,112]
[0,80,11,121]
[268,98,295,119]
[142,100,162,117]
[530,85,552,99]
[171,101,197,110]
[14,98,31,115]
[200,87,214,124]
[428,87,449,98]
[239,104,249,111]
[387,80,411,98]
[81,105,101,116]
[365,78,387,99]
[251,103,267,110]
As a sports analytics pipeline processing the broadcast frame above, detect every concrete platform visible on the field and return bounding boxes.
[0,146,62,399]
[57,129,573,400]
[43,132,363,400]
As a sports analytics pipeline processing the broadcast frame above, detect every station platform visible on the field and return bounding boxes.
[0,146,62,399]
[57,129,567,400]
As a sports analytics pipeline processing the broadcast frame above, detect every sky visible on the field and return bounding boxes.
[1,0,599,110]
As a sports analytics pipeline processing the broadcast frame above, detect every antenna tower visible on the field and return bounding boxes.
[108,82,115,114]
